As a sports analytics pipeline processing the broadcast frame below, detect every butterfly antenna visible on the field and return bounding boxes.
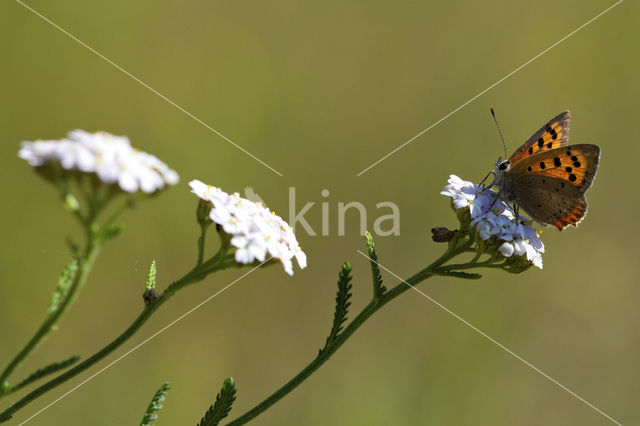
[490,107,507,159]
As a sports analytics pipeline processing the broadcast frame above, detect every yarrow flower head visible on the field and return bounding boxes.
[189,180,307,276]
[441,175,544,269]
[19,130,179,193]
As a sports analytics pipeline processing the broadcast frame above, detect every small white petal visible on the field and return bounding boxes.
[295,250,307,269]
[513,239,527,257]
[235,248,255,264]
[281,257,294,276]
[118,172,138,193]
[498,242,515,257]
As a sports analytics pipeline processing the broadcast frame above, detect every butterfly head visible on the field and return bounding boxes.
[493,158,510,190]
[494,158,510,174]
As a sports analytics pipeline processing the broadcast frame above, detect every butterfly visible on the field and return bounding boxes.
[492,110,600,230]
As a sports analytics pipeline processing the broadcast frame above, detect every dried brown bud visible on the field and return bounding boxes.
[431,227,456,242]
[143,289,159,305]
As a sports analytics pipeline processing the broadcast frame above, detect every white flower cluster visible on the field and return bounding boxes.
[189,180,307,276]
[441,175,544,269]
[19,130,179,193]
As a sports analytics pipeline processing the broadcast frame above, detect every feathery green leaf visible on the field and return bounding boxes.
[437,270,482,279]
[197,378,237,426]
[321,262,353,352]
[10,356,80,393]
[99,222,124,243]
[140,382,170,426]
[365,232,386,298]
[47,260,78,318]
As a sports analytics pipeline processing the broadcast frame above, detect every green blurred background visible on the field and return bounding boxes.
[1,0,638,424]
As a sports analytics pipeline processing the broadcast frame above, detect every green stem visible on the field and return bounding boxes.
[0,251,237,423]
[438,260,506,271]
[226,244,463,426]
[0,235,100,394]
[7,356,80,395]
[0,185,136,395]
[197,224,210,266]
[470,251,482,263]
[98,197,131,232]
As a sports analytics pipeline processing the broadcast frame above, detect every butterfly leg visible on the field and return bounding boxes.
[478,170,495,188]
[512,202,520,223]
[488,190,502,210]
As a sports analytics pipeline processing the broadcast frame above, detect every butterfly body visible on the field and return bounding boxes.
[493,111,600,230]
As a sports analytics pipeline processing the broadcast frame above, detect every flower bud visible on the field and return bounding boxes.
[431,227,456,242]
[63,193,80,213]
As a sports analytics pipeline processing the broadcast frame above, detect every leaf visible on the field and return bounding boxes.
[99,223,124,243]
[47,260,79,318]
[197,378,237,426]
[321,262,353,352]
[365,232,386,298]
[11,355,80,392]
[65,236,80,257]
[437,270,482,279]
[140,382,171,426]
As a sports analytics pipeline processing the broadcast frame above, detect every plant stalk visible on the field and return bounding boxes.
[0,234,100,393]
[226,242,465,426]
[0,252,236,422]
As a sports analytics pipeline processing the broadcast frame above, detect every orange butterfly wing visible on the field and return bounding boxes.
[508,111,570,165]
[508,173,587,230]
[509,144,600,191]
[508,144,600,230]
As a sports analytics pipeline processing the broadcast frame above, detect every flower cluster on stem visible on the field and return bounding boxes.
[190,180,307,275]
[19,130,178,194]
[441,174,544,271]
